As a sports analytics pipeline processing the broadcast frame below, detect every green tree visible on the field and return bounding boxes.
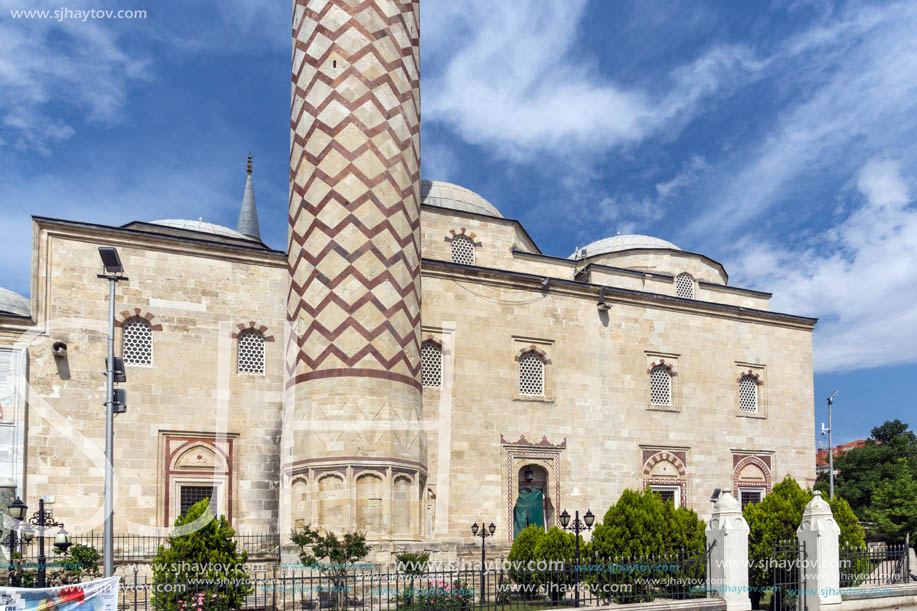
[290,526,370,611]
[588,489,706,603]
[151,498,251,611]
[506,525,543,597]
[531,527,577,602]
[745,476,864,603]
[828,420,917,516]
[864,459,917,543]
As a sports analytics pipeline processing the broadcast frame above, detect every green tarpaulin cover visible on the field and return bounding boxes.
[513,488,544,537]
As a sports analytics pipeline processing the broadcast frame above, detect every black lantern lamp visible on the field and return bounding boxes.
[53,527,72,553]
[8,497,27,521]
[20,523,34,544]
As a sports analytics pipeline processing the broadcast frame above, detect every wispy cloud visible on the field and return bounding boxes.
[728,158,917,372]
[0,0,150,153]
[421,0,760,163]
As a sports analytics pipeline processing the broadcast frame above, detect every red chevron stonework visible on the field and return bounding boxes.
[287,0,421,389]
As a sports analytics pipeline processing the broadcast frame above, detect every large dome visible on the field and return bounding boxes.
[570,234,680,259]
[420,180,503,218]
[149,219,256,240]
[0,287,29,317]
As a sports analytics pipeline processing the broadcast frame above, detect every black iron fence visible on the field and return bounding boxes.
[769,539,806,611]
[108,547,713,610]
[16,532,280,564]
[839,542,911,587]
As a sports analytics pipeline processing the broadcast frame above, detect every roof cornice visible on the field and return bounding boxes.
[421,258,816,330]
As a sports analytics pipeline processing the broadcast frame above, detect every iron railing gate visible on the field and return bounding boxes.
[771,540,807,611]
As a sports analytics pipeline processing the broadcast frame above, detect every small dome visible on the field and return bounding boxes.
[150,219,256,240]
[570,234,680,259]
[0,287,30,317]
[421,180,503,218]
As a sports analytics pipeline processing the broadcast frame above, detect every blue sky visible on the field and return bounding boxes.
[0,0,915,445]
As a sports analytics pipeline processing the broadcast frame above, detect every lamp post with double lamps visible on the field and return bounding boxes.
[559,509,594,608]
[20,498,71,587]
[471,521,495,605]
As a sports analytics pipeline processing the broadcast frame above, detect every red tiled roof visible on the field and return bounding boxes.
[816,439,869,467]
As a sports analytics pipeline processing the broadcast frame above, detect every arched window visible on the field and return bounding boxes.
[238,329,265,375]
[451,235,475,265]
[675,272,695,299]
[122,317,153,366]
[518,351,545,396]
[649,365,672,406]
[739,375,759,413]
[420,341,442,387]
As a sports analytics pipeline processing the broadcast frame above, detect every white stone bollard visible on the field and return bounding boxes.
[705,491,752,611]
[797,491,842,611]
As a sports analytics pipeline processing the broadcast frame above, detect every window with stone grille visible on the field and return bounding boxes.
[650,486,680,507]
[518,352,545,396]
[451,236,475,265]
[122,317,152,366]
[739,488,762,508]
[675,273,695,299]
[649,366,672,406]
[180,485,215,515]
[421,341,442,387]
[739,376,759,413]
[237,330,265,375]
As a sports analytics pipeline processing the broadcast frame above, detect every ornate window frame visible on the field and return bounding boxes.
[159,431,238,527]
[675,272,696,299]
[731,453,773,501]
[645,351,680,411]
[735,362,766,418]
[501,434,566,543]
[513,337,554,402]
[444,228,482,266]
[641,447,689,508]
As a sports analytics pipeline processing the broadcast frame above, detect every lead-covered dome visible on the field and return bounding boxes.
[149,219,256,241]
[0,287,30,317]
[421,180,503,218]
[570,234,680,259]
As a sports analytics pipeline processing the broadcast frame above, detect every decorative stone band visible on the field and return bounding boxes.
[500,434,567,449]
[283,455,428,478]
[443,228,483,247]
[731,454,772,498]
[737,370,763,384]
[642,451,688,478]
[287,0,422,389]
[648,359,677,375]
[114,308,163,331]
[514,345,552,364]
[230,321,275,342]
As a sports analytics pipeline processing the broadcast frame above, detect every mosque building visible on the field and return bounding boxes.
[0,0,816,554]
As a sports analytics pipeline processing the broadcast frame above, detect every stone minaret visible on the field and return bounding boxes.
[285,0,423,539]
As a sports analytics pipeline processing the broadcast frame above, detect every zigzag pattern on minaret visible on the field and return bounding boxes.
[287,0,421,389]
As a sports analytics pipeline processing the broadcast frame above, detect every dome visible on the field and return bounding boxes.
[420,180,503,218]
[0,287,30,317]
[149,219,256,241]
[570,234,680,259]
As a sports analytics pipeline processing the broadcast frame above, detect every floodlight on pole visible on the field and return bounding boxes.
[827,390,838,499]
[97,246,128,578]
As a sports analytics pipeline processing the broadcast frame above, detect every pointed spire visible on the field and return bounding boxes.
[236,153,261,240]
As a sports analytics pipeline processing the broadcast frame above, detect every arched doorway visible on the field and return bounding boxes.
[513,464,552,538]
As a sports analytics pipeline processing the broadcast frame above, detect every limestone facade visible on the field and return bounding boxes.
[0,197,815,547]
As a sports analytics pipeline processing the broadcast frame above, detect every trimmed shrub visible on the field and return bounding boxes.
[151,498,251,611]
[532,527,577,602]
[506,525,543,596]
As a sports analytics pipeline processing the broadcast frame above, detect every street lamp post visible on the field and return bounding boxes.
[560,509,595,608]
[18,498,71,587]
[98,246,127,578]
[471,521,495,605]
[822,390,838,499]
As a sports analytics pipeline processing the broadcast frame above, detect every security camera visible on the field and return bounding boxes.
[52,342,68,358]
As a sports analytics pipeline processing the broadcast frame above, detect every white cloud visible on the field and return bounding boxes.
[685,1,917,239]
[0,1,150,153]
[421,0,760,163]
[728,158,917,372]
